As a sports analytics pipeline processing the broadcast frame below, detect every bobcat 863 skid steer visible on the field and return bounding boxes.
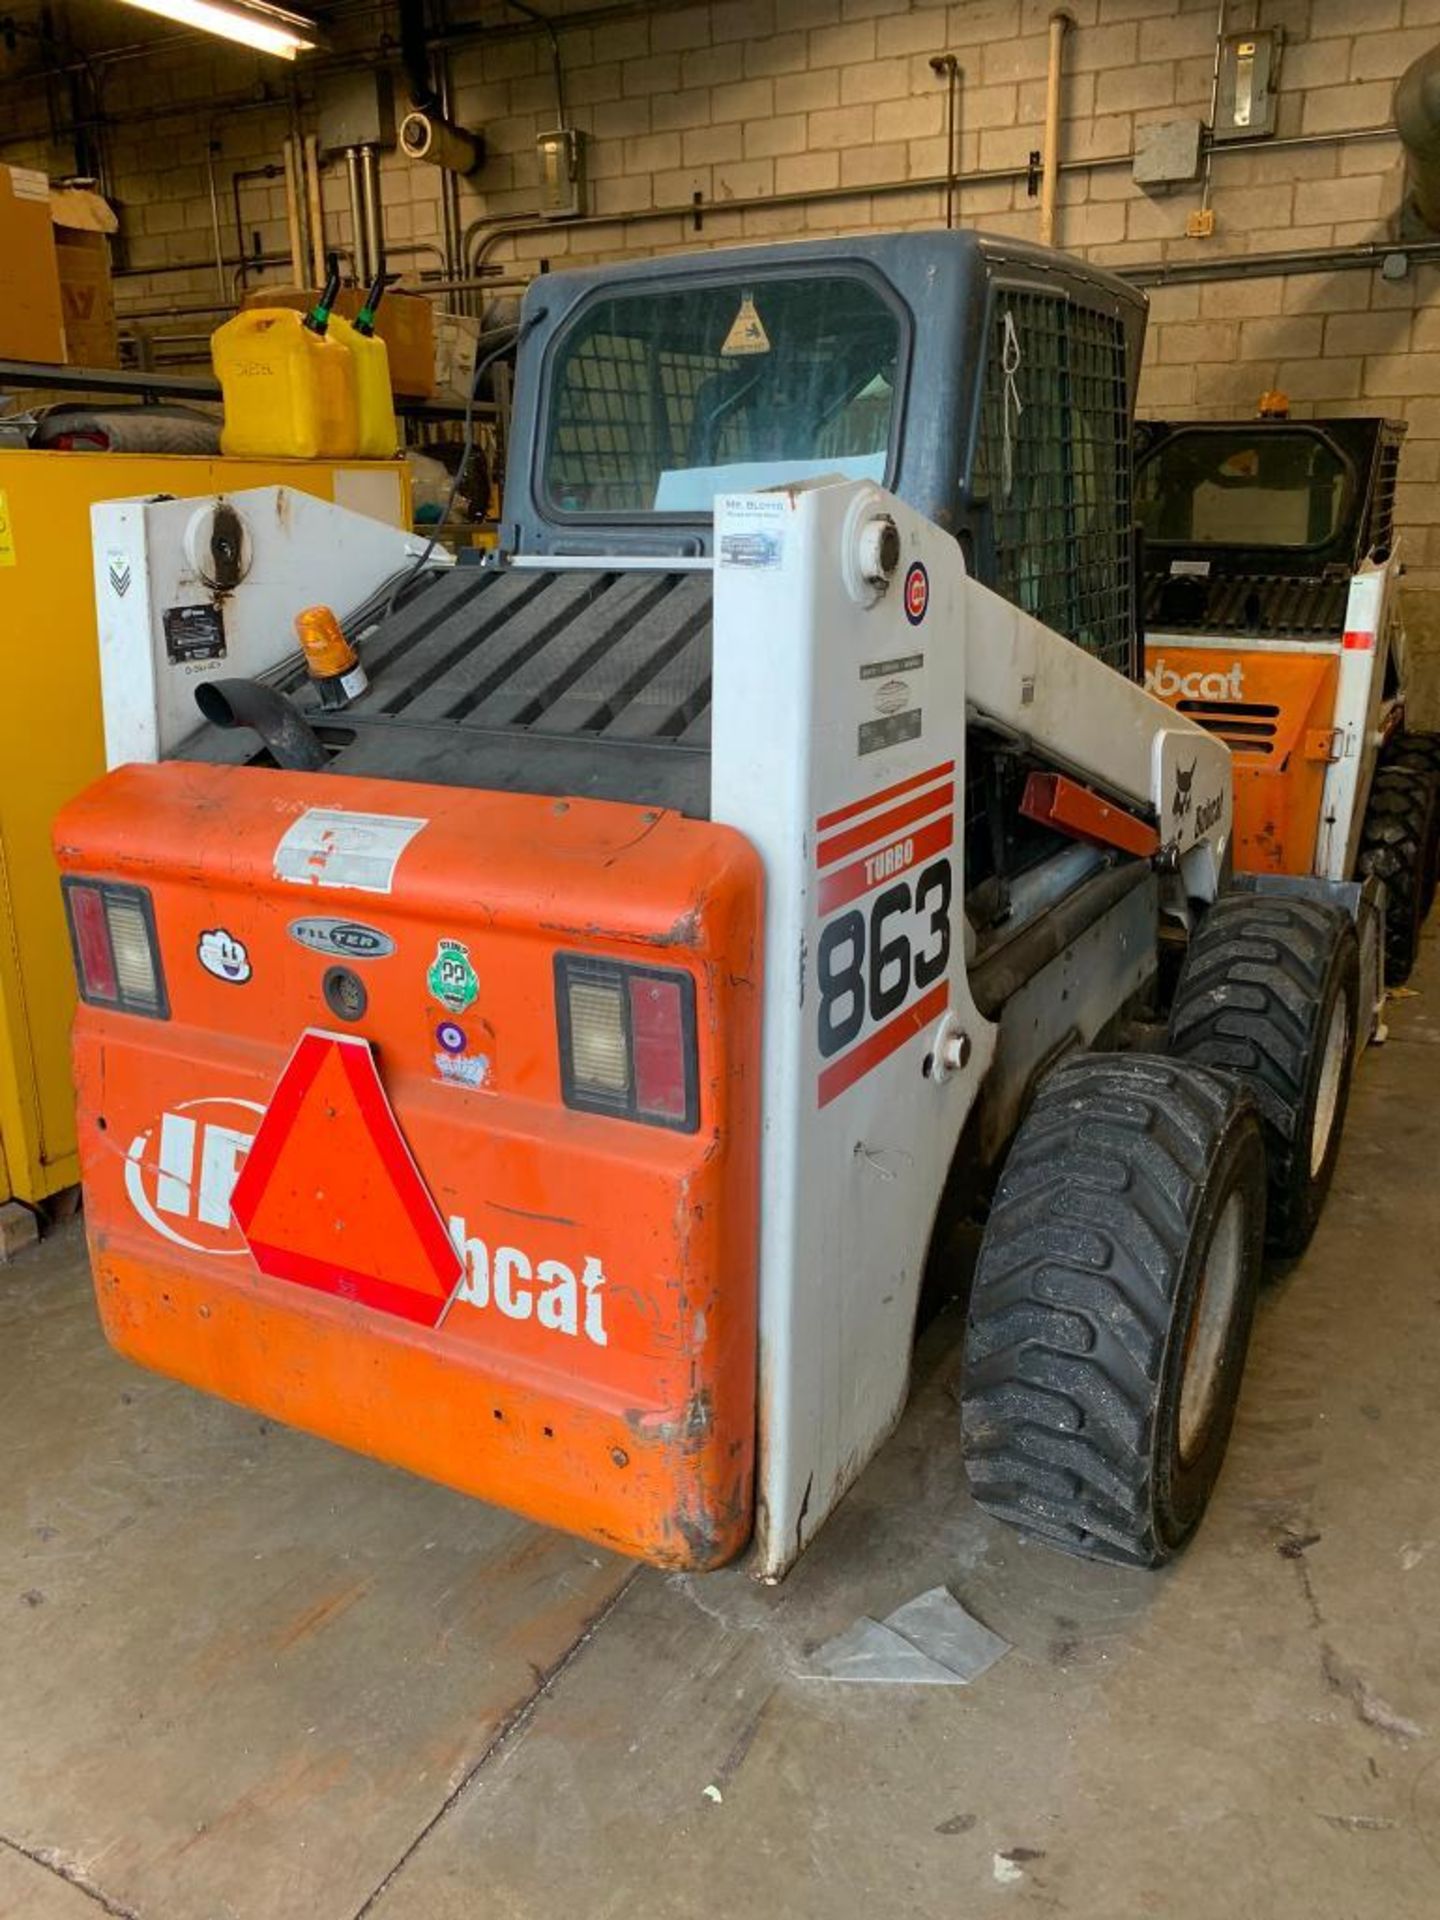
[56,234,1369,1577]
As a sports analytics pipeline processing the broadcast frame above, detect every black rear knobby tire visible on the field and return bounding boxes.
[1166,893,1359,1259]
[1383,728,1440,780]
[961,1055,1267,1569]
[1382,729,1440,917]
[1357,760,1440,983]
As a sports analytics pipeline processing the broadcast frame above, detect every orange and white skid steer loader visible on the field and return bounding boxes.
[57,235,1368,1576]
[1138,411,1440,982]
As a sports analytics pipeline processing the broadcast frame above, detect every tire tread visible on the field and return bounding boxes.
[962,1054,1260,1567]
[1166,894,1357,1254]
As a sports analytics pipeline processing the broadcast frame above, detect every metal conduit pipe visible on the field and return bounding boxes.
[504,0,568,126]
[113,241,437,294]
[1039,10,1073,250]
[282,138,307,285]
[204,124,228,300]
[345,147,369,284]
[231,163,284,292]
[1396,43,1440,233]
[464,233,1440,309]
[359,144,385,278]
[464,127,1399,281]
[116,272,531,324]
[928,54,961,231]
[1126,235,1440,286]
[304,133,327,285]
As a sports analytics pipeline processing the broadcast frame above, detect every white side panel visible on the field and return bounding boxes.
[1318,562,1396,881]
[711,480,1232,1578]
[91,486,438,769]
[91,500,163,766]
[711,482,997,1578]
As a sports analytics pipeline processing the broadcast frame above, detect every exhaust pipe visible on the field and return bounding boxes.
[194,679,328,772]
[1396,43,1440,233]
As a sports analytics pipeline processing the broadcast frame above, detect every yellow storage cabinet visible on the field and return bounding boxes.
[0,450,410,1207]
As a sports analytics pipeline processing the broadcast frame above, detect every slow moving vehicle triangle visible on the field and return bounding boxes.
[231,1028,461,1326]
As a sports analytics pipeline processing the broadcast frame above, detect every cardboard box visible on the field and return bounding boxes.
[51,187,119,369]
[241,285,435,398]
[433,311,480,404]
[0,166,65,364]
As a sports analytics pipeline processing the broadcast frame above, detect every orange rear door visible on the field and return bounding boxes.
[56,762,762,1569]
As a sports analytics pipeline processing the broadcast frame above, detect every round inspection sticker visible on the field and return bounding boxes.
[903,561,929,626]
[435,1020,467,1055]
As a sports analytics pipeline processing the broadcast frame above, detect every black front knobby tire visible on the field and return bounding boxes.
[961,1055,1267,1569]
[1167,894,1359,1259]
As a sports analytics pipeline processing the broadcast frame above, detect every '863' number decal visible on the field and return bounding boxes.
[812,761,957,1108]
[817,860,951,1055]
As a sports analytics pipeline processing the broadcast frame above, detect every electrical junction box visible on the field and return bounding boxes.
[316,69,396,154]
[1133,119,1203,187]
[537,128,588,219]
[1215,30,1283,142]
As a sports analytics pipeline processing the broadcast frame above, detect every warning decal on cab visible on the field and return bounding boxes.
[231,1029,462,1325]
[811,761,955,1108]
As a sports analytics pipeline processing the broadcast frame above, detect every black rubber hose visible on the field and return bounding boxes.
[194,679,327,771]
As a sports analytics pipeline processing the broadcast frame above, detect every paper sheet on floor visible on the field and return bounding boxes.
[800,1585,1010,1686]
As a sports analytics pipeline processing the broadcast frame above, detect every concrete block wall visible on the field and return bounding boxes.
[2,0,1439,668]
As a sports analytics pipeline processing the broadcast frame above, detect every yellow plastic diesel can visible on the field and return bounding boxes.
[212,308,358,460]
[329,313,399,459]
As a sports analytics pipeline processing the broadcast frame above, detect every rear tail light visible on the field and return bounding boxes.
[62,879,169,1018]
[555,954,698,1132]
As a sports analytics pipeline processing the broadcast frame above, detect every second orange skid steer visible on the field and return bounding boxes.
[58,234,1371,1577]
[1137,411,1440,981]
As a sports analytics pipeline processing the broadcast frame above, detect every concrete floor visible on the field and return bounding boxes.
[6,947,1440,1920]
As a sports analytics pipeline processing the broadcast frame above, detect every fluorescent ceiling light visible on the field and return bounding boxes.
[114,0,324,59]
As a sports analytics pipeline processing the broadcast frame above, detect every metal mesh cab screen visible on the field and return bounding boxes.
[973,290,1135,677]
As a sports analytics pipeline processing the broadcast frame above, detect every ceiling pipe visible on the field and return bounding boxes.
[928,54,961,232]
[1395,42,1440,233]
[1039,10,1073,250]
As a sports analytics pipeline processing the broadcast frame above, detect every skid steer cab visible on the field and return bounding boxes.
[59,233,1367,1580]
[1138,411,1440,982]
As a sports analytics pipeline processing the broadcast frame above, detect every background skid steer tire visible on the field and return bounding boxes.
[961,1056,1266,1569]
[1383,728,1440,780]
[1358,761,1440,982]
[1378,732,1440,918]
[1166,895,1359,1259]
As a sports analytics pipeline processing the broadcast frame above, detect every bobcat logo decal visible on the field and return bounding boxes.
[1172,758,1196,822]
